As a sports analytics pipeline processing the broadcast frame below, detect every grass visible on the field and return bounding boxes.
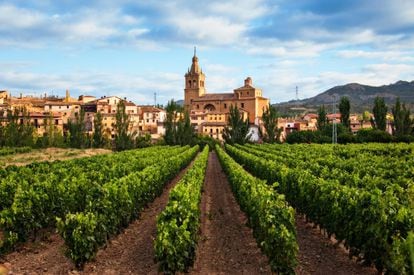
[0,147,112,167]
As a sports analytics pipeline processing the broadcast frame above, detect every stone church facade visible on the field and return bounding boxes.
[184,50,269,140]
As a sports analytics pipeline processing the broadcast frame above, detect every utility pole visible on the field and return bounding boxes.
[332,95,337,144]
[295,86,299,101]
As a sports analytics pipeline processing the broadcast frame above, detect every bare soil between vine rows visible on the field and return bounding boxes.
[190,151,272,274]
[295,215,378,275]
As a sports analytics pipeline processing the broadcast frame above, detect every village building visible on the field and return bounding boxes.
[184,49,269,140]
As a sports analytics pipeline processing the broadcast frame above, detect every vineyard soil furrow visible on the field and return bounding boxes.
[295,215,377,275]
[191,152,271,274]
[1,153,197,274]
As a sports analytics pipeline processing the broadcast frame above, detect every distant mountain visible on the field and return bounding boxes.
[275,80,414,114]
[176,99,184,106]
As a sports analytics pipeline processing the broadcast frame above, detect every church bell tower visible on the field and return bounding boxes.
[184,47,206,110]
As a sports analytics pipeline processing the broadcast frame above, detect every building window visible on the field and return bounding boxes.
[224,103,227,109]
[59,106,61,109]
[210,128,213,133]
[146,119,149,123]
[55,119,59,125]
[241,103,245,108]
[205,129,207,132]
[216,128,219,133]
[197,104,199,109]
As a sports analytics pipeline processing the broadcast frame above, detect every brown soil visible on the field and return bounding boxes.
[0,147,111,167]
[295,215,378,275]
[190,151,272,274]
[1,155,196,275]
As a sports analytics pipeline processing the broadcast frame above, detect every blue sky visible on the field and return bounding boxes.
[1,0,414,105]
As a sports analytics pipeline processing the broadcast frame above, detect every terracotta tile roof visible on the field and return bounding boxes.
[234,84,255,90]
[201,121,227,126]
[139,106,163,112]
[192,93,235,101]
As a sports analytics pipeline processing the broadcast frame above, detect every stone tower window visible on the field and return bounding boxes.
[188,80,191,87]
[193,80,196,87]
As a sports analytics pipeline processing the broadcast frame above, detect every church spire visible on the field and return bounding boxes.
[190,46,200,74]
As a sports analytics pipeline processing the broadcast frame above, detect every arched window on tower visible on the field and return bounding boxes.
[193,80,196,87]
[188,80,191,88]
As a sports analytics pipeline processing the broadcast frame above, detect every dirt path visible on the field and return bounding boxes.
[295,215,378,275]
[191,151,271,274]
[1,157,196,275]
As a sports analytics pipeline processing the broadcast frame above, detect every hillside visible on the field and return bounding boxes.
[275,80,414,114]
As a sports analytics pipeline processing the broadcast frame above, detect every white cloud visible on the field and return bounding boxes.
[168,14,246,45]
[0,4,45,29]
[337,50,414,62]
[245,38,332,58]
[209,0,271,21]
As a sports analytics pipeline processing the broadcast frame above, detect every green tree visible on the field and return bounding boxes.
[164,100,179,145]
[392,98,412,136]
[259,104,281,143]
[164,100,194,146]
[371,97,388,131]
[92,112,107,148]
[176,110,194,146]
[67,108,88,148]
[135,133,152,148]
[114,100,135,151]
[222,105,251,144]
[42,113,64,147]
[0,110,4,146]
[4,107,34,147]
[317,105,328,130]
[339,97,350,130]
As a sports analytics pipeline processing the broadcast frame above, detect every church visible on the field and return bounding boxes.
[184,49,269,140]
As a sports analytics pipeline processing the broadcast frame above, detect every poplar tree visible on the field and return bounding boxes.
[371,97,388,131]
[392,98,412,136]
[67,108,87,148]
[222,105,251,144]
[260,104,281,143]
[92,111,106,148]
[317,105,328,130]
[114,100,135,151]
[339,97,350,130]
